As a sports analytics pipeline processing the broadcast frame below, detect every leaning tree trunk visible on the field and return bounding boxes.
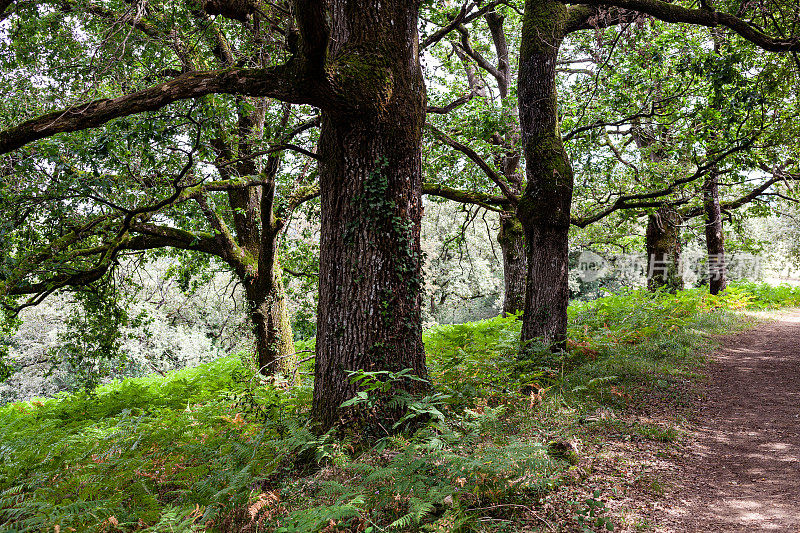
[646,207,684,292]
[703,172,727,295]
[498,211,527,316]
[312,1,428,431]
[517,0,573,350]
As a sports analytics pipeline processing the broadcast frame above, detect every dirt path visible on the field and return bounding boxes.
[659,310,800,532]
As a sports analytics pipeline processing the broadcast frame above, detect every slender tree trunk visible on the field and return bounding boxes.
[517,1,573,349]
[498,212,526,316]
[313,1,428,431]
[243,262,295,377]
[703,172,727,294]
[485,11,528,318]
[646,207,684,292]
[704,30,727,296]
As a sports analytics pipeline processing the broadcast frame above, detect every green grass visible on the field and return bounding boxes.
[0,284,794,532]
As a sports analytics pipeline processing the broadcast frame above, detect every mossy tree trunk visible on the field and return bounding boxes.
[243,259,295,376]
[208,93,297,377]
[498,212,526,316]
[703,31,727,296]
[703,172,727,295]
[312,0,428,431]
[517,0,573,349]
[646,207,684,292]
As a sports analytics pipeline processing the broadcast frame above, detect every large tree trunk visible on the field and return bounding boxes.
[312,1,428,431]
[498,212,526,316]
[646,207,684,292]
[703,172,727,295]
[517,1,573,350]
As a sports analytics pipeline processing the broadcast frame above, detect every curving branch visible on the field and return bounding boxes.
[571,135,757,227]
[427,93,477,115]
[683,171,800,219]
[423,182,510,212]
[456,25,504,85]
[126,224,222,256]
[421,0,505,50]
[0,65,319,156]
[564,0,800,52]
[426,123,519,205]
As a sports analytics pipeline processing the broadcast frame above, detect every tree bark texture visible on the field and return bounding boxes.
[703,172,727,295]
[498,212,526,316]
[646,207,684,292]
[244,262,295,376]
[312,0,428,431]
[208,92,296,377]
[517,0,573,349]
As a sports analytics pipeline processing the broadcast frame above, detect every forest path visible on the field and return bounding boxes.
[659,309,800,532]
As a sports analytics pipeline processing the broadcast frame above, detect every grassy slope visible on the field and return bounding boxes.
[0,282,797,533]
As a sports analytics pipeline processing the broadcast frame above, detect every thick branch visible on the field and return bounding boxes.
[423,182,510,212]
[293,0,329,72]
[8,264,111,296]
[565,1,800,51]
[0,65,316,155]
[127,224,222,255]
[456,25,504,85]
[564,5,642,33]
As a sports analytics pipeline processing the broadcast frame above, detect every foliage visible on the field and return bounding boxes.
[1,284,798,531]
[571,489,614,533]
[0,308,17,383]
[0,260,251,405]
[421,203,504,326]
[46,277,141,392]
[724,281,800,309]
[0,355,302,532]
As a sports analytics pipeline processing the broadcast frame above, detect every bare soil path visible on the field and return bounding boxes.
[659,310,800,532]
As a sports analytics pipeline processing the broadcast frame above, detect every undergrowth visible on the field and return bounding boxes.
[0,283,793,532]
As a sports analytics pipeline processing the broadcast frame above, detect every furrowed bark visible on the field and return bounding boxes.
[517,0,573,350]
[312,0,428,432]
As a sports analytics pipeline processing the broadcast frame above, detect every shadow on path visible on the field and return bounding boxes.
[661,311,800,532]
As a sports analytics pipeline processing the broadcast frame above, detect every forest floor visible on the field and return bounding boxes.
[653,309,800,532]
